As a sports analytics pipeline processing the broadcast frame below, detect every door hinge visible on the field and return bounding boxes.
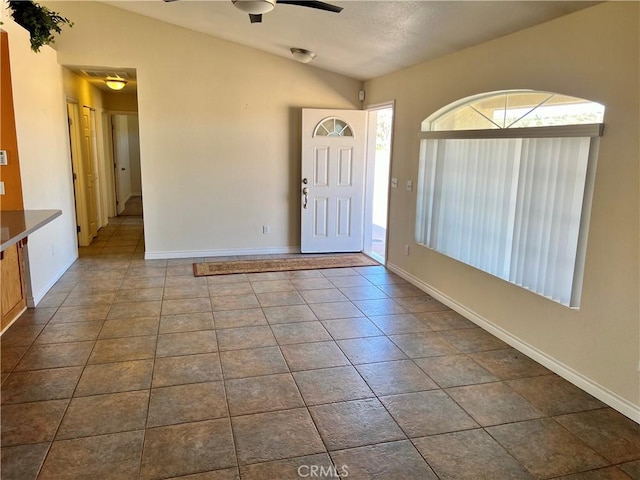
[77,225,81,233]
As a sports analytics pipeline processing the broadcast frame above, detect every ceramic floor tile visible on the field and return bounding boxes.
[107,301,162,320]
[250,279,295,293]
[15,341,94,371]
[339,285,389,301]
[440,328,510,353]
[263,305,318,324]
[113,287,164,303]
[141,419,236,479]
[553,467,637,479]
[392,295,449,313]
[555,408,640,463]
[256,291,305,307]
[162,297,213,315]
[152,353,222,387]
[158,312,215,334]
[240,454,338,480]
[376,283,425,298]
[1,367,83,404]
[309,398,406,451]
[217,326,277,351]
[270,322,332,345]
[280,341,350,371]
[57,390,149,439]
[309,301,364,320]
[414,354,498,389]
[49,305,110,324]
[336,336,407,364]
[220,346,290,379]
[507,374,605,416]
[471,348,552,380]
[0,443,50,480]
[34,322,102,344]
[210,294,260,311]
[225,373,304,416]
[213,308,268,329]
[368,313,432,335]
[355,359,439,396]
[293,366,375,405]
[416,310,477,331]
[1,345,28,373]
[88,335,157,364]
[147,381,228,427]
[413,428,534,480]
[61,292,116,307]
[352,298,407,316]
[156,330,217,357]
[330,440,438,480]
[389,332,459,358]
[208,281,254,297]
[446,382,544,426]
[299,288,349,304]
[1,325,45,348]
[380,390,479,437]
[321,317,383,340]
[163,284,210,300]
[620,460,640,479]
[232,408,325,465]
[1,399,68,446]
[487,418,608,478]
[39,430,144,480]
[290,277,335,290]
[327,276,373,288]
[99,316,160,339]
[75,359,154,396]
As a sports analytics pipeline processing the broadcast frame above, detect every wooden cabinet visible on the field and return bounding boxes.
[1,240,27,331]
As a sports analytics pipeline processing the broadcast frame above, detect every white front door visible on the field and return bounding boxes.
[301,109,367,253]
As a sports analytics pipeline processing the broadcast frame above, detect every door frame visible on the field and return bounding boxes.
[363,101,395,264]
[66,100,91,247]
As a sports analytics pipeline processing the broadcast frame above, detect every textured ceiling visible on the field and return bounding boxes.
[103,0,598,81]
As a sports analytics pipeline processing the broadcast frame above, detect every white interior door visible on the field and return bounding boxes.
[301,108,367,253]
[112,115,132,215]
[81,106,99,238]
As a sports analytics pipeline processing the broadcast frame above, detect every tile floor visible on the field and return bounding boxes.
[1,216,639,479]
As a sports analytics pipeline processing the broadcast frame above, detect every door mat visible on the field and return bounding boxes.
[193,253,379,277]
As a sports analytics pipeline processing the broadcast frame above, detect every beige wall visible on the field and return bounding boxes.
[3,18,78,304]
[364,2,639,417]
[46,1,362,257]
[103,92,138,113]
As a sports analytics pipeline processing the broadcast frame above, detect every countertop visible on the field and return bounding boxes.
[1,210,62,252]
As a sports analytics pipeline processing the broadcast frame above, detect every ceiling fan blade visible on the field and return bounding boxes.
[249,13,263,23]
[276,0,343,13]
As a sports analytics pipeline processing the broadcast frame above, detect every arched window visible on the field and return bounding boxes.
[416,90,604,307]
[313,117,354,137]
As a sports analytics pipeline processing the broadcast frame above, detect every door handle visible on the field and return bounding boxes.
[302,187,309,209]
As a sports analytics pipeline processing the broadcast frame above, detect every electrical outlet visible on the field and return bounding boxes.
[405,245,410,256]
[391,178,398,189]
[0,150,7,165]
[406,180,413,192]
[262,225,270,234]
[0,181,5,195]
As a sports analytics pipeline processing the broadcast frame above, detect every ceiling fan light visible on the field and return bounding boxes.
[290,47,316,64]
[105,77,127,91]
[232,0,275,14]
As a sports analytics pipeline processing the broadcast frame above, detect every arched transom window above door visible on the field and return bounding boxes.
[313,117,354,137]
[422,90,605,131]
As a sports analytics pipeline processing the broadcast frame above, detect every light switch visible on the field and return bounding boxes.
[406,180,413,192]
[391,178,398,189]
[0,181,5,195]
[0,150,7,165]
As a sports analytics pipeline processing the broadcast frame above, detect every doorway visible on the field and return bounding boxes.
[364,104,394,263]
[111,114,142,217]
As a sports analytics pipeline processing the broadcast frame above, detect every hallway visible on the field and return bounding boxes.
[1,217,639,479]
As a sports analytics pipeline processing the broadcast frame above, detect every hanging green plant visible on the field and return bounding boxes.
[6,1,73,52]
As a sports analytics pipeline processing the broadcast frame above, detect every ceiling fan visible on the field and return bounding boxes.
[163,0,343,24]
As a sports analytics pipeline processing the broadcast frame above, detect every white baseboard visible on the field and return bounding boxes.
[145,246,301,260]
[386,262,640,423]
[29,253,78,307]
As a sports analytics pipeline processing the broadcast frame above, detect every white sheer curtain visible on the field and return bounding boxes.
[416,136,593,307]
